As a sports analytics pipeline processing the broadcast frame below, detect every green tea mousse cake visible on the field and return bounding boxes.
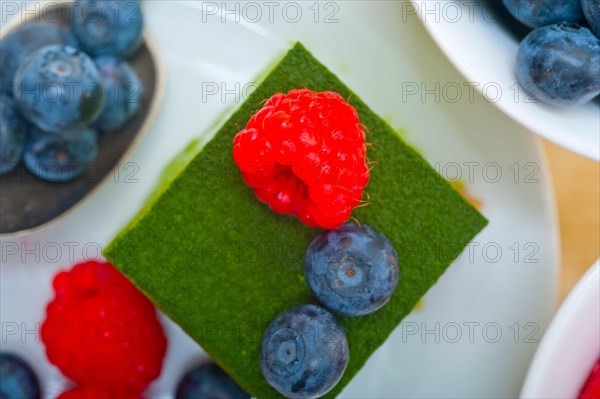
[105,43,487,398]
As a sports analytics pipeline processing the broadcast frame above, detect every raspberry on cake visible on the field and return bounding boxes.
[41,260,167,394]
[233,89,370,229]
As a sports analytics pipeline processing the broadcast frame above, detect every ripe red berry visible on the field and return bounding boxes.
[57,387,143,399]
[41,261,167,393]
[233,89,369,229]
[580,359,600,399]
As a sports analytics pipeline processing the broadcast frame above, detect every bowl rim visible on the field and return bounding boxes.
[520,259,600,398]
[0,0,167,238]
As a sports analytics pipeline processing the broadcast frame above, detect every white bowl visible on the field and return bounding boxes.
[520,260,600,398]
[411,0,600,161]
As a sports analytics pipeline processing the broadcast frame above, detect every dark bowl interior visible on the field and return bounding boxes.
[0,3,159,235]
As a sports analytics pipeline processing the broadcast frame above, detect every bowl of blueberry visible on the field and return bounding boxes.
[411,0,600,161]
[0,0,165,235]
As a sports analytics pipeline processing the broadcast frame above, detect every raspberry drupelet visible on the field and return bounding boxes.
[233,89,370,229]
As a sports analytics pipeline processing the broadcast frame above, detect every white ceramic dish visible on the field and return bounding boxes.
[521,260,600,399]
[411,0,600,161]
[0,1,559,398]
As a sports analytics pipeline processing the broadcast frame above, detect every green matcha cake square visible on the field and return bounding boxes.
[105,43,487,398]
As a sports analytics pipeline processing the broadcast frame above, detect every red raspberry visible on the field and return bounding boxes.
[41,261,167,393]
[580,359,600,399]
[233,89,370,229]
[57,387,143,399]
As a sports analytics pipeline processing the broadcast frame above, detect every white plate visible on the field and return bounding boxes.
[0,1,559,398]
[411,0,600,161]
[521,260,600,399]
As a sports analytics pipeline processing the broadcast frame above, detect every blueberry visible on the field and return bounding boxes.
[304,223,399,317]
[71,0,144,58]
[261,305,349,399]
[582,0,600,36]
[94,56,143,131]
[517,23,600,106]
[23,125,98,182]
[502,0,584,28]
[175,362,249,399]
[0,98,27,174]
[0,352,41,399]
[0,22,77,95]
[14,45,105,133]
